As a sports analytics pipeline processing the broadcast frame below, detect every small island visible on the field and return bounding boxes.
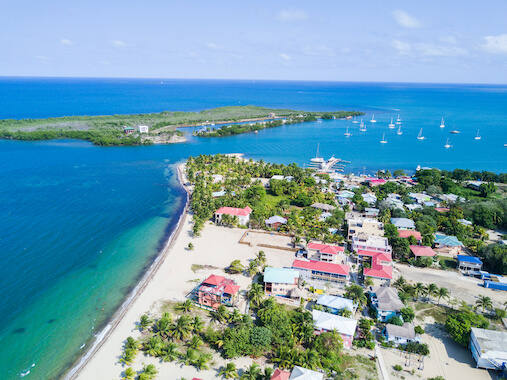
[0,106,363,146]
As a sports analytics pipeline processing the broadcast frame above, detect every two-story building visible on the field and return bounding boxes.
[264,267,300,297]
[434,234,464,256]
[352,235,392,255]
[214,206,252,226]
[195,274,240,309]
[457,255,483,272]
[347,218,384,240]
[307,242,345,263]
[359,251,393,284]
[369,286,404,322]
[470,328,507,372]
[312,310,357,349]
[316,295,357,314]
[292,259,350,284]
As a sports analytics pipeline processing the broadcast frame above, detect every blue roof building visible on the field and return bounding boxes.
[264,267,300,297]
[435,234,464,247]
[457,255,483,272]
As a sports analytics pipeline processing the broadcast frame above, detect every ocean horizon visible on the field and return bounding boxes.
[1,77,506,379]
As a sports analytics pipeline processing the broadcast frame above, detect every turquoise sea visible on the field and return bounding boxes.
[0,78,506,379]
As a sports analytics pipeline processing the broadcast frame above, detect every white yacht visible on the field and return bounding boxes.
[395,115,402,124]
[352,116,358,124]
[359,124,367,132]
[475,129,481,140]
[344,127,351,137]
[310,143,324,164]
[440,118,445,128]
[397,126,403,135]
[370,114,377,123]
[417,128,425,140]
[380,133,387,144]
[450,126,460,134]
[444,138,452,148]
[388,118,395,128]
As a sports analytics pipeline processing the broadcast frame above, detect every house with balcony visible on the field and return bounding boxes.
[352,235,392,255]
[347,218,384,240]
[434,234,464,256]
[368,286,404,322]
[214,206,252,226]
[307,242,345,263]
[264,267,300,297]
[359,250,393,284]
[457,255,483,272]
[292,259,350,284]
[316,295,357,314]
[470,328,507,372]
[364,207,380,218]
[194,274,240,309]
[312,310,357,349]
[391,218,416,231]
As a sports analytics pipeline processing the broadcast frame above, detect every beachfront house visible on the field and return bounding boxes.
[289,366,324,380]
[214,206,252,226]
[316,295,357,314]
[138,125,149,133]
[383,322,420,345]
[347,218,384,240]
[312,310,357,349]
[307,242,345,263]
[265,215,287,230]
[351,235,392,255]
[470,328,507,372]
[195,274,240,310]
[368,178,386,187]
[457,255,483,272]
[369,286,404,322]
[123,126,135,135]
[264,267,300,298]
[390,218,416,231]
[358,251,393,285]
[292,259,350,284]
[409,245,436,258]
[434,234,464,256]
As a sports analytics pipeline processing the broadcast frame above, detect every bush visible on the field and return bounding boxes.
[445,311,489,347]
[388,316,404,326]
[394,364,403,371]
[414,325,425,335]
[400,307,415,323]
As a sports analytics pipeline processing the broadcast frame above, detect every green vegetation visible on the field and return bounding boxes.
[445,310,489,347]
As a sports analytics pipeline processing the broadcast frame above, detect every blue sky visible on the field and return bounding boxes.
[1,0,507,83]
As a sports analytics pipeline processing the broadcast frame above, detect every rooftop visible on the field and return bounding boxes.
[199,275,240,296]
[435,234,464,247]
[472,327,507,353]
[310,202,336,211]
[271,369,291,380]
[386,322,416,340]
[317,295,356,311]
[307,242,345,255]
[312,309,358,336]
[292,259,349,276]
[457,255,483,264]
[359,250,393,279]
[410,245,436,257]
[370,286,404,311]
[264,267,299,284]
[289,366,324,380]
[399,230,422,240]
[265,215,287,225]
[391,218,416,229]
[215,206,252,216]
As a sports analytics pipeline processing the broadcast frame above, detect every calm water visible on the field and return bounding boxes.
[0,78,506,379]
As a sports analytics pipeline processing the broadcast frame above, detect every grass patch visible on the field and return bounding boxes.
[340,354,378,380]
[191,264,220,273]
[438,255,456,270]
[415,304,451,324]
[264,194,289,207]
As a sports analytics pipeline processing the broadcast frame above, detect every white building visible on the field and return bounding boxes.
[383,322,420,345]
[312,310,357,349]
[362,193,377,205]
[289,366,324,380]
[470,328,507,371]
[352,235,392,254]
[138,125,149,133]
[347,218,384,240]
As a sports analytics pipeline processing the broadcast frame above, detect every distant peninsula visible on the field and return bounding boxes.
[0,106,363,146]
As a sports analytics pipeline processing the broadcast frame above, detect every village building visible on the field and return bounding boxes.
[351,235,392,254]
[466,180,485,191]
[214,206,252,226]
[307,242,345,263]
[347,218,384,240]
[408,192,431,204]
[362,193,377,205]
[368,178,386,187]
[399,230,422,243]
[292,259,349,284]
[211,174,223,183]
[383,322,420,345]
[405,204,423,211]
[194,274,240,309]
[369,286,404,322]
[123,126,135,135]
[358,251,393,284]
[264,267,300,297]
[312,310,358,349]
[457,255,483,272]
[265,215,287,229]
[289,366,324,380]
[434,234,464,256]
[270,368,291,380]
[409,245,436,258]
[364,207,380,218]
[270,175,285,181]
[470,328,507,372]
[391,217,416,230]
[138,125,149,133]
[316,295,357,314]
[310,202,336,212]
[458,218,473,226]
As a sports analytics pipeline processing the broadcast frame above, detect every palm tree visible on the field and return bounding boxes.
[219,362,239,379]
[256,251,267,266]
[188,335,204,350]
[144,335,163,357]
[155,313,173,339]
[344,284,367,306]
[216,305,230,324]
[241,363,262,380]
[191,315,205,333]
[425,283,438,302]
[261,367,274,380]
[299,349,321,370]
[178,348,199,366]
[119,348,137,366]
[141,364,158,380]
[176,299,194,313]
[248,283,264,307]
[248,260,259,277]
[476,295,493,313]
[393,276,407,290]
[413,282,425,301]
[139,314,152,331]
[125,336,140,350]
[195,352,212,371]
[229,309,243,324]
[122,367,136,380]
[272,346,296,370]
[436,287,450,305]
[170,315,193,341]
[338,308,353,318]
[161,341,180,362]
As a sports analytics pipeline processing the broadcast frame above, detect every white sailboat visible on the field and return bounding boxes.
[396,115,402,124]
[444,138,452,148]
[352,116,358,124]
[359,122,367,132]
[417,128,425,140]
[380,133,387,144]
[344,127,351,137]
[388,117,395,129]
[475,129,481,140]
[397,126,403,135]
[450,126,460,134]
[370,114,377,123]
[310,143,324,164]
[440,118,445,128]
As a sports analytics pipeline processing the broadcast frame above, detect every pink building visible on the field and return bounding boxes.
[358,250,393,283]
[214,206,252,226]
[312,309,357,349]
[307,242,345,263]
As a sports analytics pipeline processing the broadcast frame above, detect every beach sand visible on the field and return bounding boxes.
[71,166,297,379]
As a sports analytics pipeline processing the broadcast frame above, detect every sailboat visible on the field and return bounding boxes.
[310,143,324,164]
[380,133,387,144]
[359,123,367,132]
[417,129,425,140]
[444,138,452,148]
[370,114,377,123]
[352,116,358,124]
[344,127,351,137]
[397,126,403,135]
[440,118,445,128]
[388,118,395,129]
[475,129,481,140]
[450,126,460,134]
[396,115,402,124]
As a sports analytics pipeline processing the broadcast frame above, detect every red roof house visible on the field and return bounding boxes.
[398,230,422,241]
[358,250,393,281]
[270,368,291,380]
[292,259,349,283]
[368,178,386,187]
[409,245,436,257]
[195,274,240,309]
[435,207,450,213]
[214,206,253,226]
[307,243,345,263]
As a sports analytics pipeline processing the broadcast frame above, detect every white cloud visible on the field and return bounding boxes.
[277,9,308,22]
[60,39,73,46]
[110,40,128,47]
[279,53,292,60]
[392,10,421,29]
[481,34,507,54]
[418,44,467,57]
[440,36,457,45]
[36,55,50,63]
[206,43,219,50]
[392,39,412,52]
[302,45,335,57]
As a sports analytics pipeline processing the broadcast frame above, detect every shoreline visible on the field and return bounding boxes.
[64,162,190,380]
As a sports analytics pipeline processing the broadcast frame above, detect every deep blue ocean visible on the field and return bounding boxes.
[0,77,506,379]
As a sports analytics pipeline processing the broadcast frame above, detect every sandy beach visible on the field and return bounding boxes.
[70,164,297,380]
